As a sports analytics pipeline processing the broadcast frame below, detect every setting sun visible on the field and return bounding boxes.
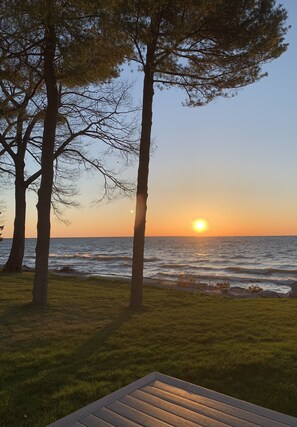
[193,219,208,233]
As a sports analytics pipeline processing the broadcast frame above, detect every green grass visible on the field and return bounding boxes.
[1,272,297,426]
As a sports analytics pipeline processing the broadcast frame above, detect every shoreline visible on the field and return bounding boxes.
[1,264,292,298]
[142,276,290,298]
[1,236,296,297]
[50,267,291,298]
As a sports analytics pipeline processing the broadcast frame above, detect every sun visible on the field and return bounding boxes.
[193,219,208,233]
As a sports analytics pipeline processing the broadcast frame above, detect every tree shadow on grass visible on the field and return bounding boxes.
[4,303,297,427]
[0,302,51,328]
[69,307,135,362]
[2,306,142,426]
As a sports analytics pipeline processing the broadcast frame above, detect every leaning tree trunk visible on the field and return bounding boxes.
[4,158,26,272]
[32,21,58,306]
[130,57,155,310]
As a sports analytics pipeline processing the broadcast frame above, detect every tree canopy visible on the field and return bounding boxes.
[122,0,288,104]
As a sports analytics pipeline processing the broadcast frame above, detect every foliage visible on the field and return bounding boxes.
[122,0,289,309]
[0,0,136,205]
[1,273,297,426]
[122,0,288,106]
[0,0,131,86]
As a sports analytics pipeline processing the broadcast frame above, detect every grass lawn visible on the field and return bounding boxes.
[1,272,297,427]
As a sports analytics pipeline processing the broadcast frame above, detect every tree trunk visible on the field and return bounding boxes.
[130,59,155,310]
[32,21,58,306]
[4,158,26,272]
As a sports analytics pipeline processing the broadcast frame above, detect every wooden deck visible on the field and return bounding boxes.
[47,372,297,426]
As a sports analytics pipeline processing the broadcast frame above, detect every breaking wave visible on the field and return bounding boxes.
[49,252,159,263]
[224,266,297,275]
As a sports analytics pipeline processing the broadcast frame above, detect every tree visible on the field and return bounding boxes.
[1,0,132,304]
[0,68,43,271]
[0,73,136,273]
[120,0,288,309]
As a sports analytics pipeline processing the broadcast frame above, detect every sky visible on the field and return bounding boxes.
[1,0,297,238]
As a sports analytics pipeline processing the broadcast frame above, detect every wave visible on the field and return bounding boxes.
[149,262,297,278]
[224,266,297,276]
[49,252,159,263]
[160,263,189,269]
[49,253,131,262]
[152,272,295,288]
[38,252,297,280]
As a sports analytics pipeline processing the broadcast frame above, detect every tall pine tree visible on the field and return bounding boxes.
[120,0,288,309]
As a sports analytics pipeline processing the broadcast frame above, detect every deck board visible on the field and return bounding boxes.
[106,400,172,427]
[147,382,286,427]
[155,375,297,426]
[94,407,142,427]
[47,372,297,427]
[139,386,256,427]
[69,422,87,427]
[130,389,230,427]
[119,393,203,426]
[79,413,114,427]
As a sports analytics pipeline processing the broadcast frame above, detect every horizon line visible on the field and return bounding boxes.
[4,234,297,239]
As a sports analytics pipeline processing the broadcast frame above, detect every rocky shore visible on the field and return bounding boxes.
[144,276,292,298]
[7,264,294,298]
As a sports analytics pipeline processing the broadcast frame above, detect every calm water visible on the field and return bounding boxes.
[1,236,297,293]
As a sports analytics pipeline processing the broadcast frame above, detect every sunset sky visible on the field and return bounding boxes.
[1,0,296,239]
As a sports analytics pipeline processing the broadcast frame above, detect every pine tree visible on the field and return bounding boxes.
[120,0,288,309]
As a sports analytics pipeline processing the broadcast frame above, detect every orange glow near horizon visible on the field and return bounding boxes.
[2,194,297,239]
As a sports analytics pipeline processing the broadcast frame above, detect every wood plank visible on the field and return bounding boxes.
[107,400,173,427]
[154,374,297,427]
[152,380,292,427]
[119,394,204,427]
[46,372,297,427]
[130,389,229,427]
[141,385,257,427]
[47,372,157,427]
[80,413,114,427]
[94,407,142,427]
